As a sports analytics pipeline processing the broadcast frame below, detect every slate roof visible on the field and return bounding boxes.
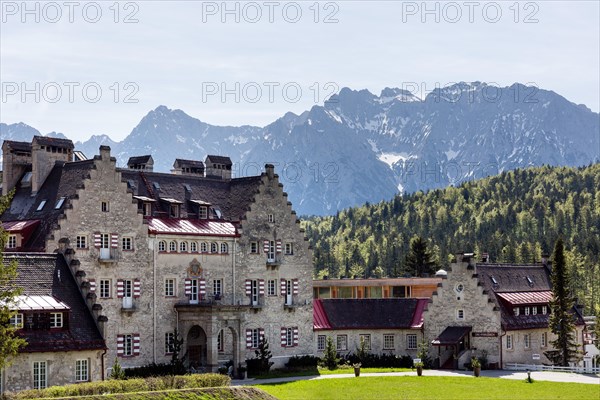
[174,159,205,168]
[314,298,428,330]
[120,169,263,223]
[33,135,74,149]
[0,160,95,251]
[476,263,585,330]
[127,155,153,165]
[1,253,105,352]
[3,140,32,152]
[205,155,232,165]
[431,326,472,345]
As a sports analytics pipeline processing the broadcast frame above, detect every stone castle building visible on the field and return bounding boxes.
[1,137,313,392]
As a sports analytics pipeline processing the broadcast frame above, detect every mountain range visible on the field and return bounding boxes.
[1,82,598,216]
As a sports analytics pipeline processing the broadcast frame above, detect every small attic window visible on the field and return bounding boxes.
[212,207,222,219]
[526,276,534,287]
[54,197,66,209]
[21,172,32,184]
[36,200,47,211]
[153,182,161,191]
[490,276,498,285]
[127,180,137,190]
[184,184,192,192]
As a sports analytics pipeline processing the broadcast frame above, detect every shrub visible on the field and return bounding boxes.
[246,338,274,377]
[320,337,339,370]
[7,373,230,399]
[110,357,126,380]
[340,352,414,368]
[285,355,320,368]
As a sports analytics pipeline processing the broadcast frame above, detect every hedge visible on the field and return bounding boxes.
[5,373,230,399]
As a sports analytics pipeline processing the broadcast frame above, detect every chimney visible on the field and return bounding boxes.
[481,252,490,263]
[265,164,275,180]
[172,159,205,176]
[31,136,73,194]
[2,140,32,196]
[205,155,232,180]
[127,155,153,171]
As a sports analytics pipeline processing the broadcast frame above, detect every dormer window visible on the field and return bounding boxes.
[542,306,547,315]
[199,206,208,219]
[10,313,23,329]
[54,197,66,209]
[36,200,47,211]
[7,234,17,249]
[526,276,534,287]
[170,204,180,218]
[143,203,152,216]
[490,276,498,285]
[514,307,520,316]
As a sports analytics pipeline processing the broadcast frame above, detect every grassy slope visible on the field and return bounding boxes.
[256,376,599,400]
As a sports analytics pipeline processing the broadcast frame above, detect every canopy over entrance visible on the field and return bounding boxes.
[431,326,472,346]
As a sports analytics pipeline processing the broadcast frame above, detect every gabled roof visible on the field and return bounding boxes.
[3,140,32,152]
[476,263,584,330]
[205,155,232,165]
[174,159,205,168]
[314,298,428,330]
[0,160,95,251]
[33,135,74,149]
[127,155,153,165]
[1,253,105,352]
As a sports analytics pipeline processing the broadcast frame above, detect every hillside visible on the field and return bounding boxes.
[304,164,600,314]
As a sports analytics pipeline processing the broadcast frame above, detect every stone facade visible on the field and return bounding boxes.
[314,329,423,358]
[1,350,102,392]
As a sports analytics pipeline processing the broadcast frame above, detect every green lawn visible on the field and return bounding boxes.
[256,376,599,400]
[251,367,412,379]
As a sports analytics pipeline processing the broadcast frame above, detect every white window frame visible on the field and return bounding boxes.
[457,309,465,320]
[514,307,520,316]
[532,306,538,315]
[336,335,348,351]
[201,242,208,253]
[169,241,176,252]
[100,279,111,299]
[123,334,133,356]
[507,335,514,350]
[525,307,530,316]
[180,241,188,252]
[285,328,294,347]
[33,361,47,389]
[50,312,63,328]
[268,214,274,223]
[359,334,371,350]
[199,206,208,219]
[165,332,175,354]
[210,242,218,253]
[143,202,152,217]
[7,235,17,249]
[407,334,417,350]
[250,241,258,254]
[317,335,326,351]
[221,243,228,253]
[267,279,277,296]
[285,243,293,255]
[170,204,180,218]
[542,306,548,315]
[251,328,261,349]
[213,279,222,297]
[10,313,24,329]
[158,241,166,252]
[122,237,133,251]
[383,334,395,350]
[524,334,531,349]
[165,278,175,297]
[75,359,88,382]
[76,235,87,249]
[190,242,197,252]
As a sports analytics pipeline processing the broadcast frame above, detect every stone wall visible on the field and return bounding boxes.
[422,256,502,367]
[314,329,423,359]
[1,350,103,393]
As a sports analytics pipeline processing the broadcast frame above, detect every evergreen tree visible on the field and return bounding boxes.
[321,337,339,370]
[405,236,435,276]
[0,191,27,370]
[254,338,274,373]
[109,357,125,380]
[545,238,579,366]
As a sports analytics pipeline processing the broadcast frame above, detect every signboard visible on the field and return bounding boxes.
[413,358,421,364]
[532,354,540,360]
[472,332,498,337]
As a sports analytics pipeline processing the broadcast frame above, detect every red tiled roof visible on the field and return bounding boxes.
[2,219,40,232]
[496,291,553,305]
[147,218,237,237]
[410,298,428,328]
[313,299,332,330]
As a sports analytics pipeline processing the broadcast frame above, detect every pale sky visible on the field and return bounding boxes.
[1,0,598,141]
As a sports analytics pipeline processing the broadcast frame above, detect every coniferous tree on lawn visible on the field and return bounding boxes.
[405,236,436,277]
[545,238,579,366]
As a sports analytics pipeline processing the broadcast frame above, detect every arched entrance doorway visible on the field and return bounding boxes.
[187,325,207,368]
[217,327,239,370]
